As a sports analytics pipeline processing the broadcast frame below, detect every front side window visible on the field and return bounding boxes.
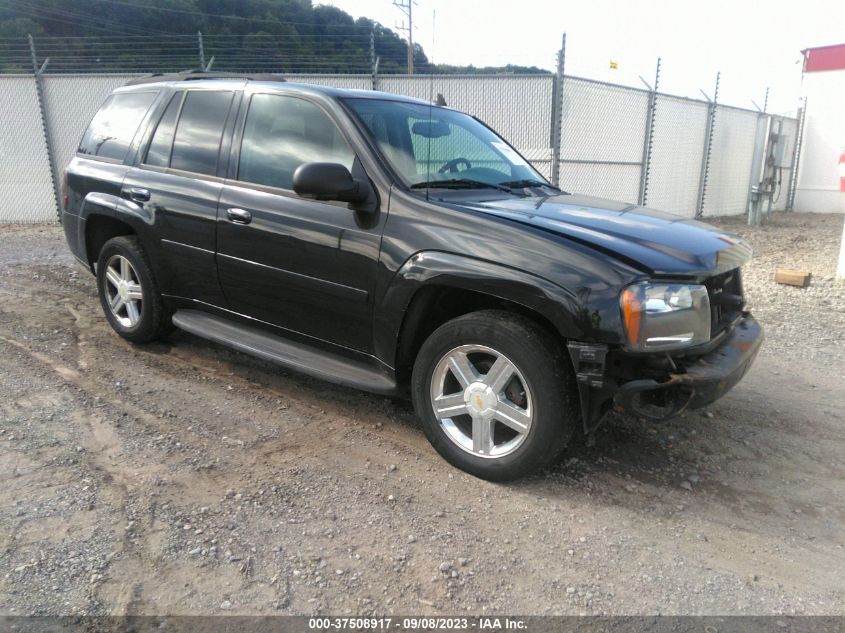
[170,91,234,176]
[344,98,545,189]
[79,91,157,161]
[238,93,355,190]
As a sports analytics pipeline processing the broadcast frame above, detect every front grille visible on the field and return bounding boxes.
[704,268,744,338]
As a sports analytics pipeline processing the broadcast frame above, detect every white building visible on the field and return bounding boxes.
[794,43,845,214]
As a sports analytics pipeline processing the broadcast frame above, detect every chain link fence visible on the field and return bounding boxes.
[647,95,709,214]
[557,77,649,203]
[0,75,56,223]
[702,106,760,217]
[0,69,800,224]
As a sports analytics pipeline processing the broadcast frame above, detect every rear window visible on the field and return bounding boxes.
[169,91,234,176]
[144,92,182,168]
[79,91,157,161]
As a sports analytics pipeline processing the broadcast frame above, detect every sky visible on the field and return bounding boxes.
[319,0,845,115]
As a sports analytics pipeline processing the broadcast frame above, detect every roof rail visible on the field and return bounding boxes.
[125,70,286,86]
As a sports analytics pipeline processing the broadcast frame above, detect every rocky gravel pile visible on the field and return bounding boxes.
[707,213,845,362]
[1,213,843,617]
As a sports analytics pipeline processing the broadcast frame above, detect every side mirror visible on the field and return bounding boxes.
[292,162,368,204]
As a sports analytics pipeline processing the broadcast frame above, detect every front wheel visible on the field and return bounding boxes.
[411,310,578,481]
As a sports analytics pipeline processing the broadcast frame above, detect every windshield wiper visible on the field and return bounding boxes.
[410,178,514,194]
[498,179,563,192]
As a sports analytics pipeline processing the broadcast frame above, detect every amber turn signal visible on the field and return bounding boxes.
[620,288,642,347]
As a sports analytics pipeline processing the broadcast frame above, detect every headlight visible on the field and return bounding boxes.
[620,282,710,351]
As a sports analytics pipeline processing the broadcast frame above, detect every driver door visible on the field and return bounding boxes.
[215,92,383,353]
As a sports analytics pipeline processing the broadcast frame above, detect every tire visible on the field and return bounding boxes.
[411,310,578,481]
[96,235,171,343]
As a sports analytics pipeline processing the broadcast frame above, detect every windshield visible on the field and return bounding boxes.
[343,98,550,192]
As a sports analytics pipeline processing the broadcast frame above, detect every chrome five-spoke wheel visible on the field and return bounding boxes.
[104,254,143,328]
[430,344,533,458]
[413,311,577,480]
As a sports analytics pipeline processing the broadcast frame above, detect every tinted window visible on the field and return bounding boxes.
[144,92,183,167]
[79,91,157,161]
[170,91,234,176]
[238,94,354,190]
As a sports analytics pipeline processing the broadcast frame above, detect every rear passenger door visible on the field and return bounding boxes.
[216,91,384,353]
[122,88,238,306]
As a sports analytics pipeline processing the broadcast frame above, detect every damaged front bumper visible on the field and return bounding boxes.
[614,313,763,420]
[568,313,763,433]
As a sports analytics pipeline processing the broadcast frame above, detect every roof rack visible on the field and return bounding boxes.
[125,70,286,86]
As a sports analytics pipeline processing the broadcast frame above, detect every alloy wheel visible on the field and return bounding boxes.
[103,254,143,328]
[429,344,533,458]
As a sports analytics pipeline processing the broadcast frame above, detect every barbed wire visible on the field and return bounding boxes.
[0,32,549,76]
[0,32,400,74]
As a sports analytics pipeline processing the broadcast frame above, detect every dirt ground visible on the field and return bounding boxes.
[1,212,844,617]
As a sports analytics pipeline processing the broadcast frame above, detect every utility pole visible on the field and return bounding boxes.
[394,0,414,74]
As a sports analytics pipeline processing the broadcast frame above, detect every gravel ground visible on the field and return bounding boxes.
[0,212,843,617]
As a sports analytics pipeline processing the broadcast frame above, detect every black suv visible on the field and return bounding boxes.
[62,72,762,480]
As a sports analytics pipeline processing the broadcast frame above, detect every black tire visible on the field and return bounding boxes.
[96,235,171,343]
[411,310,578,481]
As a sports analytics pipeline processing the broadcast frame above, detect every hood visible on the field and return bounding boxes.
[458,193,752,276]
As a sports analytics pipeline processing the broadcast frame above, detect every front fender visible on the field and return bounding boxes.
[373,250,592,367]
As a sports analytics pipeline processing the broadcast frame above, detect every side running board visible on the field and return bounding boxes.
[171,309,398,396]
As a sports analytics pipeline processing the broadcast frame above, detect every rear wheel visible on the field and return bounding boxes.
[411,310,578,481]
[96,236,170,343]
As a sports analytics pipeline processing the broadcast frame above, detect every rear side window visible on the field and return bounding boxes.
[79,91,157,161]
[170,91,234,176]
[144,92,183,167]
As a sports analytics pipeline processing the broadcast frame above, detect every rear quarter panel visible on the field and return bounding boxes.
[64,157,130,265]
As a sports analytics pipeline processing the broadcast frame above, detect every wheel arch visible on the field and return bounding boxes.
[81,192,155,270]
[84,214,136,270]
[377,251,588,383]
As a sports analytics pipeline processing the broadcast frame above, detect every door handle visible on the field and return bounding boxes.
[128,187,150,202]
[226,208,252,225]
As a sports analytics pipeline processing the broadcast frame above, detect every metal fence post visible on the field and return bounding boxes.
[197,31,206,69]
[786,97,806,211]
[370,28,380,91]
[549,33,565,187]
[695,71,720,218]
[28,34,61,223]
[638,57,661,206]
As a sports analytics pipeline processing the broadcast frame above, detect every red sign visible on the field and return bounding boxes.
[840,151,845,193]
[804,43,845,73]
